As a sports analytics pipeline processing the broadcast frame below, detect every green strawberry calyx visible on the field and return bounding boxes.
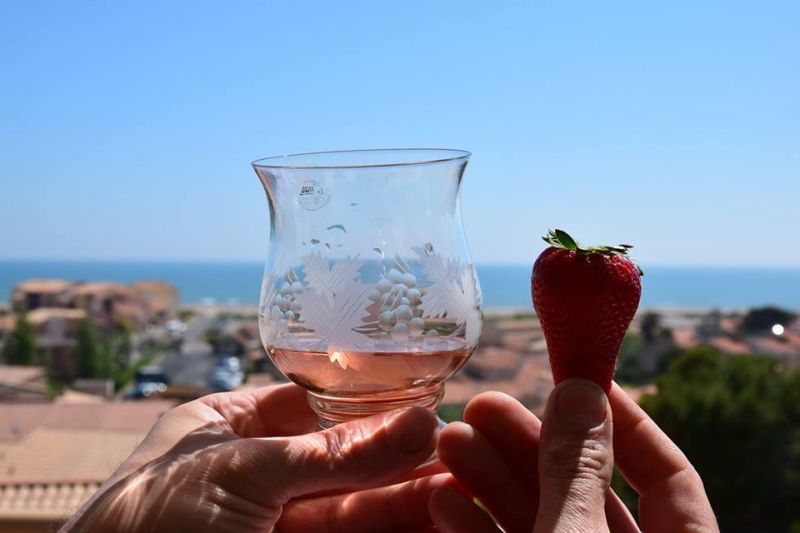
[542,229,644,276]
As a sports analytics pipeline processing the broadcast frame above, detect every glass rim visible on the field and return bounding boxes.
[251,148,471,170]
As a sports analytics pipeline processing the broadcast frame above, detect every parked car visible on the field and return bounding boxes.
[208,366,244,392]
[126,381,168,399]
[216,356,241,372]
[136,365,170,386]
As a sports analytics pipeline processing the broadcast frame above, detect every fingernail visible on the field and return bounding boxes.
[556,379,608,429]
[385,407,437,455]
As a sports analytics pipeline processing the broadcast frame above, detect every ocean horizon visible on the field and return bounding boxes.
[1,260,799,311]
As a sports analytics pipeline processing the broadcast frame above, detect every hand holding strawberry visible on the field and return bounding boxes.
[531,229,642,392]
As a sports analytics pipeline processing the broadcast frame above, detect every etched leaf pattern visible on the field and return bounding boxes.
[414,247,482,346]
[294,253,371,369]
[459,267,483,346]
[269,249,481,369]
[301,252,365,305]
[412,247,462,318]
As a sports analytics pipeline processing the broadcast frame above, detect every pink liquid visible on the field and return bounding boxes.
[268,345,471,397]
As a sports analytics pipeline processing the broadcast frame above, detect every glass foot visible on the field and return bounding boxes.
[308,383,445,429]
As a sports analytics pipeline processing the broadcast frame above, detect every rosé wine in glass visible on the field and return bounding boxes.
[253,149,482,427]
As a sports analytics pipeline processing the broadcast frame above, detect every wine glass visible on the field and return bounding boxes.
[252,149,482,427]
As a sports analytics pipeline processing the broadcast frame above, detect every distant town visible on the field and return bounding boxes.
[0,278,798,530]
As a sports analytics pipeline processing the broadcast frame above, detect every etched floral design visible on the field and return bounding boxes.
[413,247,483,347]
[291,253,372,369]
[263,246,482,369]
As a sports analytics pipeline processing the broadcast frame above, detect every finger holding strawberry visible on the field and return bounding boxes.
[531,229,642,392]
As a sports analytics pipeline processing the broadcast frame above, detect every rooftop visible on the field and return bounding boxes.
[0,366,46,388]
[0,427,142,484]
[54,390,105,405]
[12,280,72,294]
[0,400,174,524]
[130,280,178,294]
[66,282,131,297]
[26,308,86,325]
[0,401,174,442]
[0,480,101,521]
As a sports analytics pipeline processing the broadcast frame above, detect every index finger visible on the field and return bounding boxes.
[200,383,318,437]
[609,382,718,533]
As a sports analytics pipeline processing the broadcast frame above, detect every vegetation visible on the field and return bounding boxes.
[613,346,800,532]
[177,309,196,322]
[75,319,155,392]
[438,403,465,424]
[2,313,37,365]
[76,319,111,379]
[111,340,162,392]
[218,312,259,322]
[615,317,681,385]
[740,306,797,333]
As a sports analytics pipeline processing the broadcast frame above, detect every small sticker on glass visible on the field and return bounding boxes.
[297,181,330,210]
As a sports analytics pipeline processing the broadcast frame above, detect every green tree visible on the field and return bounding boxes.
[640,311,661,343]
[2,313,37,365]
[634,346,800,532]
[740,306,796,333]
[76,319,111,379]
[615,332,645,384]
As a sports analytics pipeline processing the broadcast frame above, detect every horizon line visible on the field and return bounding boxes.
[1,257,800,270]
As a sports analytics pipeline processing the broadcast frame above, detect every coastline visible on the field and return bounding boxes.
[175,304,797,317]
[2,260,799,311]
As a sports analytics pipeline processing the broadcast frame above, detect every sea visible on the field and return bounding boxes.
[0,260,799,311]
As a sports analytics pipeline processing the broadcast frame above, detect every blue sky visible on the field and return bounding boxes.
[1,1,798,266]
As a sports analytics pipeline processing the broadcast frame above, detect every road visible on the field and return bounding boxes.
[159,312,217,392]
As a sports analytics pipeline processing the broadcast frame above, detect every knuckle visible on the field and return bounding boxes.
[320,429,351,467]
[314,422,380,479]
[542,434,613,487]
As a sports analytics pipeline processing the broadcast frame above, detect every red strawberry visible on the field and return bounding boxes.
[531,229,642,392]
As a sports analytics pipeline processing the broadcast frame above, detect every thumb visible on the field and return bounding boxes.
[239,406,438,503]
[535,379,613,533]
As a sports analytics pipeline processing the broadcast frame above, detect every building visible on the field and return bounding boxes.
[61,282,147,331]
[10,280,73,314]
[27,308,87,380]
[0,400,175,531]
[9,279,178,333]
[130,281,179,325]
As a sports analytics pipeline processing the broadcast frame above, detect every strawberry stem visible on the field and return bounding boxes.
[542,229,644,276]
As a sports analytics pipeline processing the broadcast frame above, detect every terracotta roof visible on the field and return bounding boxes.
[621,384,657,403]
[0,315,14,332]
[748,336,798,356]
[237,372,280,390]
[12,280,72,294]
[707,337,751,354]
[130,281,177,294]
[672,327,697,349]
[66,282,131,297]
[719,317,741,334]
[499,330,540,352]
[444,354,553,415]
[55,391,105,405]
[0,401,174,442]
[0,366,46,387]
[0,424,147,522]
[464,346,522,377]
[26,308,86,325]
[492,319,542,333]
[0,427,141,483]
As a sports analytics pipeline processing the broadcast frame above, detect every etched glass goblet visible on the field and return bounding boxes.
[253,149,482,427]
